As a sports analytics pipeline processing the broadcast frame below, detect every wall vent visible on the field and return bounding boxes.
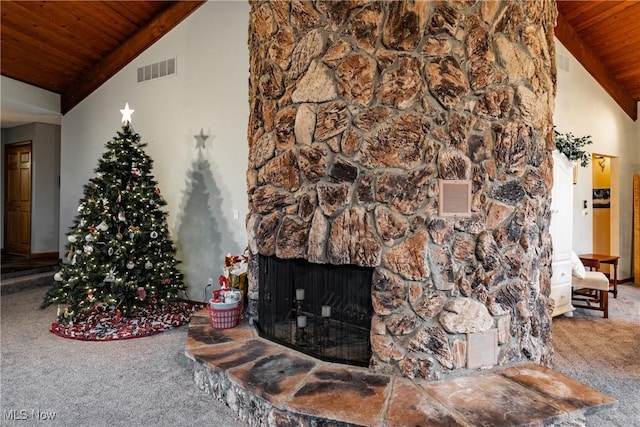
[137,57,176,83]
[438,179,472,217]
[467,329,498,369]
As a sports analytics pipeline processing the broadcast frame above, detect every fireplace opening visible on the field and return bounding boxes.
[256,255,373,367]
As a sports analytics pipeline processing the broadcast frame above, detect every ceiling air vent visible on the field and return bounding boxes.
[439,179,472,217]
[137,57,176,83]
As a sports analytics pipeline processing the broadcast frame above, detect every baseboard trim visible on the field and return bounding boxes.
[618,277,634,285]
[29,252,60,260]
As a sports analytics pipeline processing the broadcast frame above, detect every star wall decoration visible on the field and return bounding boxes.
[120,103,134,124]
[194,128,210,149]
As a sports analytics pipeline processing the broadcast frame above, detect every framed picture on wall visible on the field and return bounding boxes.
[593,188,611,208]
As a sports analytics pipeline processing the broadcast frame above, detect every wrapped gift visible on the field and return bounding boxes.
[221,252,248,298]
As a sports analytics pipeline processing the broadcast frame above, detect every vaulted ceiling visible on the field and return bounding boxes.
[555,0,640,121]
[1,0,638,127]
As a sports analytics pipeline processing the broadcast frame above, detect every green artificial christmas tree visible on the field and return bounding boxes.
[42,106,189,331]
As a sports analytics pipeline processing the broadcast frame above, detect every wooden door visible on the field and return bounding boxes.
[4,142,32,256]
[634,174,639,283]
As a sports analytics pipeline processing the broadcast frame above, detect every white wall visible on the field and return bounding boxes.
[0,75,61,127]
[60,1,250,300]
[1,76,61,251]
[2,123,60,254]
[554,40,640,280]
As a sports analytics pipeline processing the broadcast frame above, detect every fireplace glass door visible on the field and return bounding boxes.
[257,255,373,366]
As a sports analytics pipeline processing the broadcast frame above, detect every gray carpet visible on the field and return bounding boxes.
[1,287,246,427]
[2,284,638,427]
[552,282,640,427]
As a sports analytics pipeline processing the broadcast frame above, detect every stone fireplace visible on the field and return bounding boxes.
[245,0,558,380]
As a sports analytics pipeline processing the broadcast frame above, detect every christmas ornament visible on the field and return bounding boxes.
[77,203,84,212]
[72,254,77,265]
[96,172,104,179]
[131,167,141,178]
[85,234,94,242]
[150,231,158,239]
[83,245,94,254]
[156,187,161,194]
[116,233,123,240]
[137,287,147,300]
[104,267,116,282]
[75,249,82,255]
[108,247,114,256]
[118,212,126,222]
[97,221,108,231]
[54,272,62,281]
[129,233,135,240]
[88,225,96,233]
[68,235,77,243]
[126,260,135,270]
[87,290,94,302]
[144,261,153,269]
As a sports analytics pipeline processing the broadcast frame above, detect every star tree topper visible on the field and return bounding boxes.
[120,103,135,124]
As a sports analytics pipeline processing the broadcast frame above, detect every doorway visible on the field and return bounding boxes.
[3,141,32,256]
[592,154,619,275]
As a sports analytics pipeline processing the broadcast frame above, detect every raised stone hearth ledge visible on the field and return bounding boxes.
[185,311,616,427]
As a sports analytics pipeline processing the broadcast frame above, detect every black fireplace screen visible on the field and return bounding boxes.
[256,255,373,367]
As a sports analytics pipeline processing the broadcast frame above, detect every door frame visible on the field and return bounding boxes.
[3,140,32,256]
[591,153,619,274]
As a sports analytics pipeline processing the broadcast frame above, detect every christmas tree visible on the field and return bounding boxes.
[42,105,188,324]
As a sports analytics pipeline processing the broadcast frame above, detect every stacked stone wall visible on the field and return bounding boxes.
[247,0,558,379]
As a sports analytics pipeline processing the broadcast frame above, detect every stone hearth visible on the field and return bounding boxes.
[246,0,559,379]
[185,311,617,426]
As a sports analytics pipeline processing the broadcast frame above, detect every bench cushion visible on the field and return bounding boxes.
[572,271,609,291]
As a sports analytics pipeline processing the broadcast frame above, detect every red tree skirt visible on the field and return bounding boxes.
[49,301,204,341]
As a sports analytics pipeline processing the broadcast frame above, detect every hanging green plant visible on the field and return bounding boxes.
[554,128,593,167]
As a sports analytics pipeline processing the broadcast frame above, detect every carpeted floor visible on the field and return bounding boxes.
[552,282,640,427]
[1,287,246,427]
[2,283,639,426]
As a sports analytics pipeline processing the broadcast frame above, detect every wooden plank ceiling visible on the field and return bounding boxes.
[556,0,640,121]
[1,1,638,120]
[1,0,205,114]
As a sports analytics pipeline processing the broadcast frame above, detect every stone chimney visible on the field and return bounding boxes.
[246,0,558,379]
